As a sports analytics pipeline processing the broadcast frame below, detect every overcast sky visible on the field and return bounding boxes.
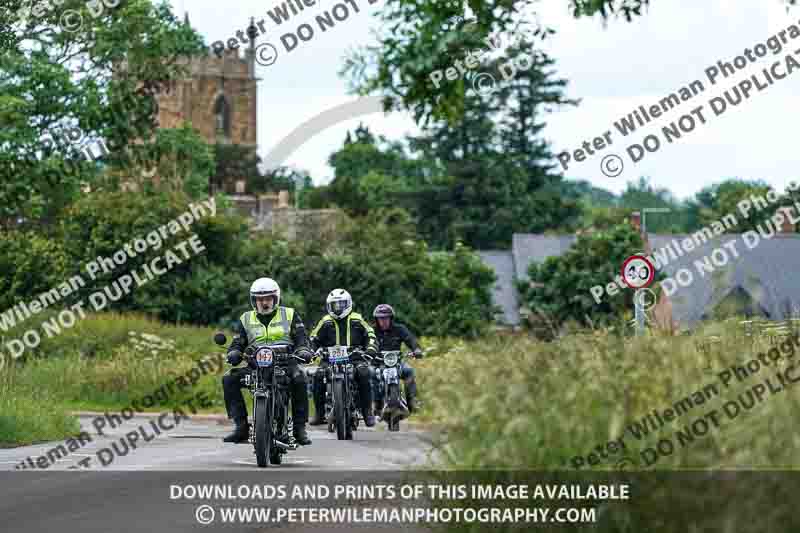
[170,0,799,200]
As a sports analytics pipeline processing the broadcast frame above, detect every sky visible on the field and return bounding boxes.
[169,0,800,200]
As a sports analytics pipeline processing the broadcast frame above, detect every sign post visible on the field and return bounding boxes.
[622,255,655,336]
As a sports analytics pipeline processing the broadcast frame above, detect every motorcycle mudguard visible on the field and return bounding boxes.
[383,367,399,384]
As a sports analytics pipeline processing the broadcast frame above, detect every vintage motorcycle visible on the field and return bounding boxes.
[316,345,366,440]
[214,333,301,467]
[373,350,413,431]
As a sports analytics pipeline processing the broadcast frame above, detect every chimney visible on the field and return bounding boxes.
[630,211,642,234]
[777,206,796,234]
[278,190,290,208]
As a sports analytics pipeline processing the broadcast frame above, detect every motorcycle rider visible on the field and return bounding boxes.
[309,289,379,427]
[222,277,313,445]
[371,304,423,414]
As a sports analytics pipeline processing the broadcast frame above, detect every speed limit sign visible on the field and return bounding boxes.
[621,255,655,289]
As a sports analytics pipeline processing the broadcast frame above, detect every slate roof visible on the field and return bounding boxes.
[478,251,520,325]
[648,233,800,326]
[478,232,800,327]
[511,234,577,281]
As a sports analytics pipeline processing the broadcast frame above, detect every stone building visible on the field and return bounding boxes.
[153,13,258,196]
[143,14,343,240]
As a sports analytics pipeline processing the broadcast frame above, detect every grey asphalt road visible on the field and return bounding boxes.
[0,414,440,471]
[0,415,441,533]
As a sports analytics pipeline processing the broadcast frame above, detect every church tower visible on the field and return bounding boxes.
[153,14,260,193]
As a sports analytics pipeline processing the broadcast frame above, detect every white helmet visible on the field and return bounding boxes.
[250,277,280,315]
[326,288,352,319]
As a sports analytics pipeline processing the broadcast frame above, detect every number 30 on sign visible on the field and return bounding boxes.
[621,255,655,289]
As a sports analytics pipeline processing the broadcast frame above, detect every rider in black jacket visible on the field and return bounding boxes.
[309,289,379,427]
[372,304,423,413]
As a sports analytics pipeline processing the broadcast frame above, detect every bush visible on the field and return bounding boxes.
[0,231,69,310]
[518,223,658,331]
[0,194,496,340]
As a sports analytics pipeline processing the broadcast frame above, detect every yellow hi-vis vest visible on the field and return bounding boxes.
[239,307,294,348]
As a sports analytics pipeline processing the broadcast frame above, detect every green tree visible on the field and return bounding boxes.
[125,124,214,198]
[0,0,206,223]
[212,144,260,193]
[693,179,774,232]
[518,223,653,330]
[342,0,798,120]
[405,46,581,248]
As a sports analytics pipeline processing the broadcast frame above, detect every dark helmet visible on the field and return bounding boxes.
[373,304,395,319]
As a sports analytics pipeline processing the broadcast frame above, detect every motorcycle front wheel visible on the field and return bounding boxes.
[254,394,272,467]
[333,380,347,440]
[388,383,401,432]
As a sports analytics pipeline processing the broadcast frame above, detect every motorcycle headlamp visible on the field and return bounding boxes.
[383,352,399,367]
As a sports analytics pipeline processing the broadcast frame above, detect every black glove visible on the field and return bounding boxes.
[227,350,243,366]
[413,348,424,359]
[294,347,313,364]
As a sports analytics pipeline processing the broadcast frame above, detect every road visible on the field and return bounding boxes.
[0,415,441,533]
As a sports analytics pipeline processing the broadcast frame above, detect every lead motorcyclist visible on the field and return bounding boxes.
[221,277,313,445]
[309,289,379,427]
[372,304,423,414]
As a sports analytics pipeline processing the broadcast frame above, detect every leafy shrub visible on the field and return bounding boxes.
[1,194,495,339]
[518,223,659,331]
[0,231,69,310]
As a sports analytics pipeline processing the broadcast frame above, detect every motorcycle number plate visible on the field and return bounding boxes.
[329,346,348,363]
[255,347,274,367]
[383,368,398,380]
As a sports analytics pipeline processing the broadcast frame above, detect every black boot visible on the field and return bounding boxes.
[310,376,326,425]
[293,424,312,445]
[309,405,326,425]
[223,419,250,443]
[374,399,385,419]
[406,380,419,414]
[362,408,376,427]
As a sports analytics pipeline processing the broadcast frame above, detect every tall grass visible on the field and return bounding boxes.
[0,312,228,446]
[0,364,80,447]
[416,318,800,469]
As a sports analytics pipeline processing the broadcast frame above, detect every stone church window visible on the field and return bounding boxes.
[214,95,231,138]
